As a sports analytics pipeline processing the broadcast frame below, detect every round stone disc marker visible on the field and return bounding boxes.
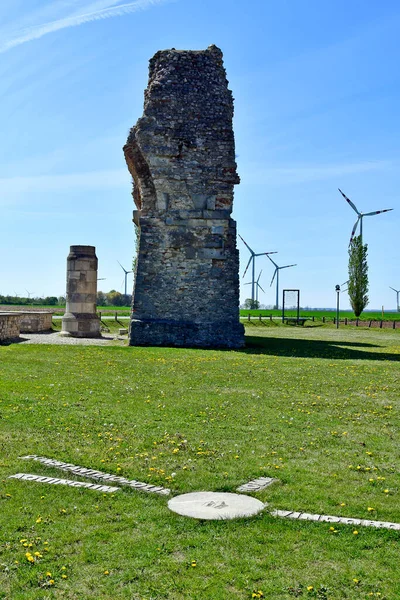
[168,491,265,520]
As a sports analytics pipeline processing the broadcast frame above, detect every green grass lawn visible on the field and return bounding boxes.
[0,327,399,599]
[240,309,400,321]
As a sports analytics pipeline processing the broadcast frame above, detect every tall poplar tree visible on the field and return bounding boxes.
[348,235,369,317]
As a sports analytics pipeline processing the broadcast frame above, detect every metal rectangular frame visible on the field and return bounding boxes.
[282,289,300,322]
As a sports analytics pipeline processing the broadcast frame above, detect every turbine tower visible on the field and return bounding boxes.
[118,261,132,296]
[245,270,265,305]
[267,256,296,310]
[238,235,277,305]
[338,188,393,245]
[389,286,400,312]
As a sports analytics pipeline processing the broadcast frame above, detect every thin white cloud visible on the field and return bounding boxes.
[242,160,394,186]
[0,0,171,54]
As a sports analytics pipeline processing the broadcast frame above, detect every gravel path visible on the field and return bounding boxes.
[14,331,127,346]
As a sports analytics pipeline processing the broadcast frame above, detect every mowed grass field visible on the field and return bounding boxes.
[0,326,399,599]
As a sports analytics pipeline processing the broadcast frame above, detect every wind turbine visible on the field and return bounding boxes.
[245,270,265,305]
[117,261,132,296]
[338,188,393,245]
[267,256,296,310]
[389,286,400,312]
[239,235,276,305]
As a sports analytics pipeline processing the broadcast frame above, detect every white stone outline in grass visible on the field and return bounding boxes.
[19,455,170,496]
[11,460,400,530]
[9,473,119,493]
[270,509,400,531]
[236,476,278,493]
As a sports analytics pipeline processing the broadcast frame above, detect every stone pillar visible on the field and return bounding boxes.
[61,245,100,338]
[124,45,245,349]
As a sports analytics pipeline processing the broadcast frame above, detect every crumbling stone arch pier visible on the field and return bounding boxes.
[124,45,244,348]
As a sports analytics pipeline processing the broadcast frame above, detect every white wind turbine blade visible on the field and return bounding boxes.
[280,264,296,270]
[117,260,128,274]
[258,283,266,293]
[339,188,360,214]
[238,234,254,255]
[270,269,277,286]
[389,286,400,293]
[363,208,393,216]
[267,254,278,269]
[349,216,360,245]
[242,256,253,278]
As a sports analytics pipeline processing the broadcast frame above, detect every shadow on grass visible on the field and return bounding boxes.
[243,335,400,361]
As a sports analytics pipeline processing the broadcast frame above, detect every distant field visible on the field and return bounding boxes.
[240,309,400,321]
[0,305,131,316]
[3,304,400,322]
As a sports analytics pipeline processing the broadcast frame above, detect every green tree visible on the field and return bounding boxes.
[243,298,260,310]
[348,235,369,317]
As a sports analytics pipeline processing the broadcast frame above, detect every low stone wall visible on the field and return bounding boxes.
[19,312,53,333]
[0,313,21,342]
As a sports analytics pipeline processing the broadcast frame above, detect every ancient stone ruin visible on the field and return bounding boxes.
[61,245,100,338]
[124,45,244,348]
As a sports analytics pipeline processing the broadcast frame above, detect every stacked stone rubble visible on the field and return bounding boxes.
[124,45,244,348]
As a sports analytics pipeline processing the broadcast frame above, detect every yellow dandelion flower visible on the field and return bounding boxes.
[49,579,55,585]
[104,570,110,575]
[307,586,314,591]
[367,507,375,512]
[61,574,68,579]
[353,530,358,535]
[46,572,52,577]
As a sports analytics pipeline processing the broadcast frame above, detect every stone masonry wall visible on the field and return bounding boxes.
[0,313,21,341]
[19,312,53,333]
[124,45,244,348]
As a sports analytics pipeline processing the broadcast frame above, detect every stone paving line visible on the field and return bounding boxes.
[270,509,400,531]
[9,473,119,493]
[236,476,277,493]
[20,455,170,496]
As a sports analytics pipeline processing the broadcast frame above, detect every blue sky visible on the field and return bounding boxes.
[1,0,399,309]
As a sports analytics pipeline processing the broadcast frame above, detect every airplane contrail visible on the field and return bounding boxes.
[0,0,172,54]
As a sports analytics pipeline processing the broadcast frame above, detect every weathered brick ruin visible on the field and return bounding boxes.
[124,45,244,348]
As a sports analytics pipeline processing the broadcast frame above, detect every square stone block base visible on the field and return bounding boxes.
[61,313,101,338]
[129,318,245,349]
